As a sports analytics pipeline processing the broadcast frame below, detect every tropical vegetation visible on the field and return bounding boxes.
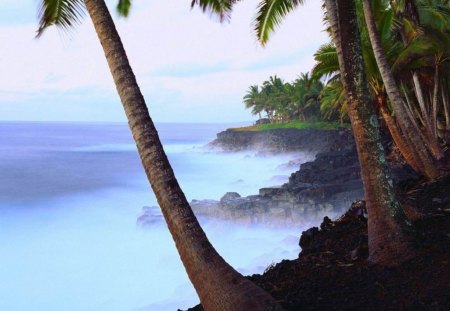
[193,0,449,268]
[243,73,325,123]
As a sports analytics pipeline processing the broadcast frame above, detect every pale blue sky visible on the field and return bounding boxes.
[0,0,327,123]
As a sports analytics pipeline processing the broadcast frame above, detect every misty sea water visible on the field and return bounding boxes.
[0,122,314,311]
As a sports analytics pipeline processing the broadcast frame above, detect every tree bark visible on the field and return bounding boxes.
[442,80,450,135]
[361,0,440,179]
[432,65,439,138]
[83,1,284,310]
[379,103,423,172]
[333,0,415,266]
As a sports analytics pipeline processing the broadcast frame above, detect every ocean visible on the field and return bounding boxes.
[0,122,315,311]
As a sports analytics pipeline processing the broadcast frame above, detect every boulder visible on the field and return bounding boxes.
[220,192,241,203]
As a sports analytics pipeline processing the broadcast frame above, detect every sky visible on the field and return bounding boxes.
[0,0,328,123]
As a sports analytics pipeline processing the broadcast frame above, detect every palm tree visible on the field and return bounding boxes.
[310,0,448,179]
[361,0,441,179]
[390,0,449,159]
[261,75,286,122]
[36,1,284,310]
[243,85,265,119]
[326,0,415,266]
[193,0,416,266]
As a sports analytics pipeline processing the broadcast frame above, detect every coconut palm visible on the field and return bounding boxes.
[193,0,416,266]
[326,0,415,265]
[310,0,449,178]
[283,73,322,121]
[390,0,449,158]
[243,85,265,119]
[361,0,441,179]
[36,1,284,310]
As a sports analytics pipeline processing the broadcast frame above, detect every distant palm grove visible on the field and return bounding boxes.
[243,74,326,123]
[244,0,449,130]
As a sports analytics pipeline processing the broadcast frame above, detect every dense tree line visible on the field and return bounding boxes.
[243,73,324,123]
[245,0,449,135]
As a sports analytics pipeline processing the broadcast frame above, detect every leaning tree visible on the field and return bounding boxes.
[36,0,283,310]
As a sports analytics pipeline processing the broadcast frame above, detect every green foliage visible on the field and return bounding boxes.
[311,43,339,81]
[243,73,326,123]
[231,121,347,132]
[36,0,138,36]
[117,0,132,17]
[190,0,238,22]
[36,0,85,37]
[254,0,304,45]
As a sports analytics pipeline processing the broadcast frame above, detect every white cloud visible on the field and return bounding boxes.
[0,0,328,122]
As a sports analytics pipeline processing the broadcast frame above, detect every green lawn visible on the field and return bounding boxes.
[231,121,348,131]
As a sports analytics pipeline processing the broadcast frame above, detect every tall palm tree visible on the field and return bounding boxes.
[390,0,449,159]
[243,85,265,119]
[36,1,284,310]
[313,5,425,175]
[361,0,441,179]
[193,0,416,266]
[326,0,415,266]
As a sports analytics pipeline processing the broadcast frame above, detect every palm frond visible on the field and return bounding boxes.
[191,0,240,22]
[36,0,85,37]
[117,0,132,17]
[392,36,440,72]
[419,2,450,32]
[378,9,394,41]
[254,0,304,45]
[311,43,339,80]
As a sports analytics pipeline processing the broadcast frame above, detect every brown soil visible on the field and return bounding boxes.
[184,175,450,311]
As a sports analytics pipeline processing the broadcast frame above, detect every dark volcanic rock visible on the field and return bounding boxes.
[139,128,415,228]
[184,178,450,311]
[220,192,241,203]
[203,128,365,222]
[211,128,354,153]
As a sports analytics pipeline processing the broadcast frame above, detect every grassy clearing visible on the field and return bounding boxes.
[231,121,348,131]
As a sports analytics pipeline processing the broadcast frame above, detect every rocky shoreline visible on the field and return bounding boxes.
[177,127,449,311]
[195,127,363,226]
[138,127,419,227]
[210,127,354,152]
[139,127,370,227]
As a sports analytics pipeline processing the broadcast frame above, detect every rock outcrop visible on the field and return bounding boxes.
[185,146,364,227]
[211,128,354,153]
[137,127,417,227]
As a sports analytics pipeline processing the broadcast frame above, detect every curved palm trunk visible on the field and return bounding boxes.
[412,73,444,159]
[327,0,415,266]
[361,0,440,179]
[442,80,450,136]
[83,1,283,310]
[432,66,439,138]
[379,102,424,173]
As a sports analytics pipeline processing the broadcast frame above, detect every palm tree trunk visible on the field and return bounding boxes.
[331,0,415,266]
[361,0,441,178]
[412,73,431,127]
[432,65,439,138]
[83,1,283,310]
[442,81,450,135]
[390,0,444,161]
[412,75,443,161]
[379,102,423,173]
